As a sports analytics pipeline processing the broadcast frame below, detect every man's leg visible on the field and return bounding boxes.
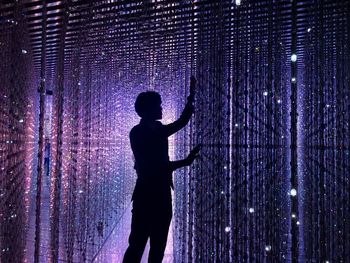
[123,203,149,263]
[148,203,172,263]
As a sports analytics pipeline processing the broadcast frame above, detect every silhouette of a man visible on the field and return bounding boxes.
[123,76,200,263]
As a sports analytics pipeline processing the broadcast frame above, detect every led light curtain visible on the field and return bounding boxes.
[0,0,349,263]
[0,2,37,263]
[174,1,292,262]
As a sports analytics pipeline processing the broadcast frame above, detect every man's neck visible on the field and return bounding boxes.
[140,118,157,124]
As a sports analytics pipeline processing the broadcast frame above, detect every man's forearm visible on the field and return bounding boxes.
[169,159,189,171]
[179,101,193,125]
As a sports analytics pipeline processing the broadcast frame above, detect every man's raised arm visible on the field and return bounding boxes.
[164,76,196,137]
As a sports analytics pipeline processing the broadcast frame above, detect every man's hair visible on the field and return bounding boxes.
[135,91,161,118]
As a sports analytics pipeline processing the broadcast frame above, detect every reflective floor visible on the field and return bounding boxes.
[24,174,173,263]
[93,205,174,263]
[23,173,175,263]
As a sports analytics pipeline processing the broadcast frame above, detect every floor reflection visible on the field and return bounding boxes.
[24,171,173,263]
[93,204,173,263]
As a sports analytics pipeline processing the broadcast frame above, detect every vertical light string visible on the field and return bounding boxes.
[290,0,299,260]
[34,1,46,262]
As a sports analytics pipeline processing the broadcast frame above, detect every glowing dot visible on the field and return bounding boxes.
[235,123,239,127]
[291,213,296,218]
[291,54,297,62]
[277,99,281,104]
[263,91,268,96]
[249,207,255,213]
[225,226,231,233]
[291,77,296,83]
[265,245,271,252]
[22,49,28,54]
[296,221,300,225]
[290,188,297,196]
[235,0,241,6]
[307,28,312,32]
[19,119,24,123]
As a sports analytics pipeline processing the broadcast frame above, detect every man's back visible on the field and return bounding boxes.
[130,120,172,201]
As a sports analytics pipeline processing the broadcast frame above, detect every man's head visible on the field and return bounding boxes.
[135,91,162,120]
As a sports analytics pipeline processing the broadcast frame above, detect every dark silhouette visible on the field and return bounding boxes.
[123,76,200,263]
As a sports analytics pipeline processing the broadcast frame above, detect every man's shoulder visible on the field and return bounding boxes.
[130,124,141,136]
[130,121,165,137]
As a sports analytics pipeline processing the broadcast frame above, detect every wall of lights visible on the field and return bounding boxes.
[0,0,349,262]
[0,3,37,262]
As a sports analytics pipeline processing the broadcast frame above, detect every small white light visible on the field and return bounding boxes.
[19,119,24,123]
[265,245,271,252]
[225,226,231,233]
[79,190,84,194]
[235,123,239,127]
[307,28,312,32]
[249,207,255,213]
[235,0,241,6]
[296,221,300,225]
[291,213,296,218]
[290,188,297,196]
[263,91,268,96]
[277,99,281,104]
[21,49,27,54]
[291,77,296,83]
[291,54,297,62]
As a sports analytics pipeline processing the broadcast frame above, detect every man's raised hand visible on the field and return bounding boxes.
[187,75,197,103]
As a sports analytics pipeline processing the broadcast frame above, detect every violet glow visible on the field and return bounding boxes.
[0,1,349,263]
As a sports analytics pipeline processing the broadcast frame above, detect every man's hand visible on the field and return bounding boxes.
[185,144,201,166]
[169,144,201,171]
[187,75,197,103]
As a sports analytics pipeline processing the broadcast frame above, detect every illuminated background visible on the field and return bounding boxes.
[0,0,349,262]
